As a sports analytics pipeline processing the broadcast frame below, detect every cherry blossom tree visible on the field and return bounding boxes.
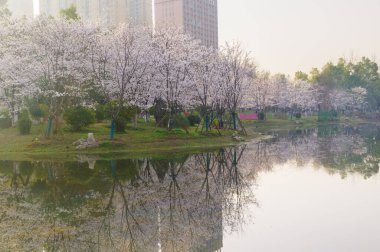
[351,87,367,111]
[219,42,255,131]
[289,80,319,116]
[152,27,202,129]
[21,17,96,135]
[190,47,222,132]
[88,24,153,139]
[0,18,36,126]
[249,71,275,113]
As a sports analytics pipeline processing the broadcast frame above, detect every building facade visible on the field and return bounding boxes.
[38,0,152,27]
[155,0,218,48]
[7,0,218,47]
[127,0,153,26]
[8,0,34,19]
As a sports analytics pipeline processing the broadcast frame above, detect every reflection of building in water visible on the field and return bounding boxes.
[2,126,380,252]
[2,128,380,251]
[139,156,226,252]
[192,205,223,252]
[0,147,254,251]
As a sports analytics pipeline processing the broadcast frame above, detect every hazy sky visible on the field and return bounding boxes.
[219,0,380,75]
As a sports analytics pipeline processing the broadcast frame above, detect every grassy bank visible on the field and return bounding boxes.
[0,121,261,160]
[0,116,375,161]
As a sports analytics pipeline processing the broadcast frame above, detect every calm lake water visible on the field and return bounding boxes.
[1,124,380,251]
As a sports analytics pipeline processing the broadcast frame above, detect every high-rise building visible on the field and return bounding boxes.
[155,0,218,48]
[8,0,34,18]
[38,0,152,27]
[127,0,153,26]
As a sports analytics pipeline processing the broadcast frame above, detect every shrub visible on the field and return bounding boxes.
[0,110,12,129]
[148,106,156,116]
[103,101,137,121]
[172,113,190,132]
[258,111,266,121]
[18,109,32,135]
[188,113,201,126]
[64,107,96,131]
[295,112,302,119]
[115,117,127,132]
[158,114,170,128]
[125,105,141,120]
[318,110,339,122]
[331,110,338,119]
[155,113,190,131]
[95,104,108,122]
[28,101,48,122]
[212,118,220,129]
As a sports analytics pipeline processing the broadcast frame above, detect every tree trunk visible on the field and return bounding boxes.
[134,114,138,128]
[145,111,149,123]
[205,115,210,132]
[232,112,237,130]
[53,114,63,135]
[110,119,116,140]
[46,117,53,137]
[11,112,18,127]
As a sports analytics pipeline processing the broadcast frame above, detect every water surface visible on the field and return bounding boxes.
[1,124,380,251]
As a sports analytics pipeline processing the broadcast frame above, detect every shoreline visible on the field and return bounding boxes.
[0,118,376,161]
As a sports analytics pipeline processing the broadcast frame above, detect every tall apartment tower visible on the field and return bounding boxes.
[38,0,152,27]
[8,0,34,19]
[128,0,153,26]
[155,0,218,48]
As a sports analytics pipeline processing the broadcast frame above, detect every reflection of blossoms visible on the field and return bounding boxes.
[242,125,379,179]
[1,125,379,251]
[0,147,256,251]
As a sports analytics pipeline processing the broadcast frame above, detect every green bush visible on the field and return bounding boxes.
[188,113,201,126]
[148,106,156,116]
[125,105,141,120]
[172,113,190,132]
[295,112,302,119]
[64,107,96,131]
[258,111,266,121]
[155,113,190,131]
[18,109,32,135]
[95,104,108,122]
[115,117,126,132]
[28,101,48,121]
[212,118,220,128]
[0,110,12,129]
[318,110,339,122]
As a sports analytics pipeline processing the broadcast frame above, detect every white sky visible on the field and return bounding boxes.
[219,0,380,75]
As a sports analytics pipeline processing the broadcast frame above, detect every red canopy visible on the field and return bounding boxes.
[239,113,258,121]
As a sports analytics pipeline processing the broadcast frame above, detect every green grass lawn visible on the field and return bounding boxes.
[0,120,257,160]
[0,115,372,161]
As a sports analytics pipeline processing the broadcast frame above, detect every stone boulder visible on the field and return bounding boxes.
[73,133,99,150]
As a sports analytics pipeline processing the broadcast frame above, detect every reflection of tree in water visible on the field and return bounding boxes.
[1,125,379,251]
[244,124,380,179]
[0,146,256,252]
